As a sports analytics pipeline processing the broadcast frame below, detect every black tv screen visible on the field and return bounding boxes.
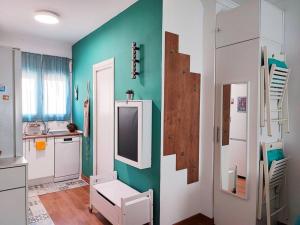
[118,107,138,162]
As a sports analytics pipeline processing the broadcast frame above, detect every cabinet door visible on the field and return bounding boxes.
[28,138,54,180]
[0,188,26,225]
[214,39,260,225]
[216,0,260,48]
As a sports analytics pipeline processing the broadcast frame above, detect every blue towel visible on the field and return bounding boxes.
[267,148,285,169]
[268,58,288,69]
[295,216,300,225]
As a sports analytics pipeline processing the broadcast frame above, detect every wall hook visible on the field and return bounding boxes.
[131,42,140,79]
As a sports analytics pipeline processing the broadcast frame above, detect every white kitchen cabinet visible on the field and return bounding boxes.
[23,139,29,158]
[0,157,28,225]
[0,187,26,225]
[26,138,54,180]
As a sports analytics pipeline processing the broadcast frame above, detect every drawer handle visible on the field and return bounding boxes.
[64,138,72,142]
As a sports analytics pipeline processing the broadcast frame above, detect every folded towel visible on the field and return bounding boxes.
[267,148,285,169]
[35,141,46,151]
[83,99,90,137]
[296,216,300,225]
[268,58,288,69]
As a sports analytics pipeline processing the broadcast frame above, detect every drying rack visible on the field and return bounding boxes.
[258,141,289,225]
[260,47,290,136]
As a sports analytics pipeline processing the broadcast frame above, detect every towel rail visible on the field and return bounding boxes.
[261,46,290,136]
[258,142,289,225]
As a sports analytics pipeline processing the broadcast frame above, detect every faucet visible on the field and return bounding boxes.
[37,120,49,135]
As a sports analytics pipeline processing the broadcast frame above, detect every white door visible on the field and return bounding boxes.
[214,39,260,225]
[93,58,115,176]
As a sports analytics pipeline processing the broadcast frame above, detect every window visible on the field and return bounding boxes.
[22,52,71,122]
[22,76,37,116]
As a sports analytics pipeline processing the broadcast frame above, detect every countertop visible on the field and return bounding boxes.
[0,156,28,169]
[23,130,83,140]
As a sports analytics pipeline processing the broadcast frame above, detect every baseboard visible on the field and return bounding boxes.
[81,174,90,184]
[174,213,214,225]
[29,176,54,186]
[54,174,80,182]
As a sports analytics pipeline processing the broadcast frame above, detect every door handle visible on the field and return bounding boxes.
[216,126,220,143]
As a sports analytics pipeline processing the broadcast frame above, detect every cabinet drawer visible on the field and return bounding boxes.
[0,187,26,225]
[0,166,26,191]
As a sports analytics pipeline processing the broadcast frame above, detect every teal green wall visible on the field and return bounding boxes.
[72,0,162,224]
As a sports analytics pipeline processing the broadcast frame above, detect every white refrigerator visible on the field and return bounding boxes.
[0,46,22,158]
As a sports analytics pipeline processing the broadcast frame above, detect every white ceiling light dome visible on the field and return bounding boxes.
[34,10,60,25]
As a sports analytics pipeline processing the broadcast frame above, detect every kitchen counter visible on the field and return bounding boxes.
[23,130,83,140]
[0,156,28,169]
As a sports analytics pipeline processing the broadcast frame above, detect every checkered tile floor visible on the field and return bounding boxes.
[28,179,88,225]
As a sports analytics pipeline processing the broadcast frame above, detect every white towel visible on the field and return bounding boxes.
[83,99,90,137]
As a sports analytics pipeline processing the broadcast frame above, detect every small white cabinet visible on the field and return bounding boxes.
[115,100,152,169]
[25,138,54,180]
[0,157,28,225]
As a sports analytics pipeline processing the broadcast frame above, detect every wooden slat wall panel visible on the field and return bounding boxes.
[164,32,179,155]
[175,53,191,170]
[163,31,201,184]
[187,73,200,184]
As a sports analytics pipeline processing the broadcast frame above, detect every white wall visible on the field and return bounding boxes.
[0,31,72,58]
[160,0,216,224]
[283,0,300,223]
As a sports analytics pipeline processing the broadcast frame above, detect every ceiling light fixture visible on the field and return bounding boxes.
[34,10,60,25]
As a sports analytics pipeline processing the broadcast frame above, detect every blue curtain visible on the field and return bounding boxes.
[22,52,71,122]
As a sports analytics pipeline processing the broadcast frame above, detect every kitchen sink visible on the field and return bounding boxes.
[48,130,70,135]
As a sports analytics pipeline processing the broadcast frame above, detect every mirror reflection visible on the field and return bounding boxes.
[221,83,248,199]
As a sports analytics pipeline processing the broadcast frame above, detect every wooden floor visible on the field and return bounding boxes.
[237,177,246,198]
[40,185,215,225]
[174,213,214,225]
[40,186,111,225]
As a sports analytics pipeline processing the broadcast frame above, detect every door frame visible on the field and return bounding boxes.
[92,58,115,176]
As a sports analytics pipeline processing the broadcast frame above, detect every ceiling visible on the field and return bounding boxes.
[233,0,287,9]
[0,0,137,44]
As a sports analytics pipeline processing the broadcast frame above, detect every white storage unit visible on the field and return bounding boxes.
[214,1,286,225]
[0,46,22,159]
[90,172,153,225]
[0,157,28,225]
[115,100,152,169]
[54,136,80,182]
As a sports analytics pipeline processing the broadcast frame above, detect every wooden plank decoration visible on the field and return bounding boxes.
[163,31,201,184]
[164,32,179,156]
[175,53,191,171]
[185,73,200,184]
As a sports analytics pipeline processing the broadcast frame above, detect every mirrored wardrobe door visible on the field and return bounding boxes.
[213,38,260,225]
